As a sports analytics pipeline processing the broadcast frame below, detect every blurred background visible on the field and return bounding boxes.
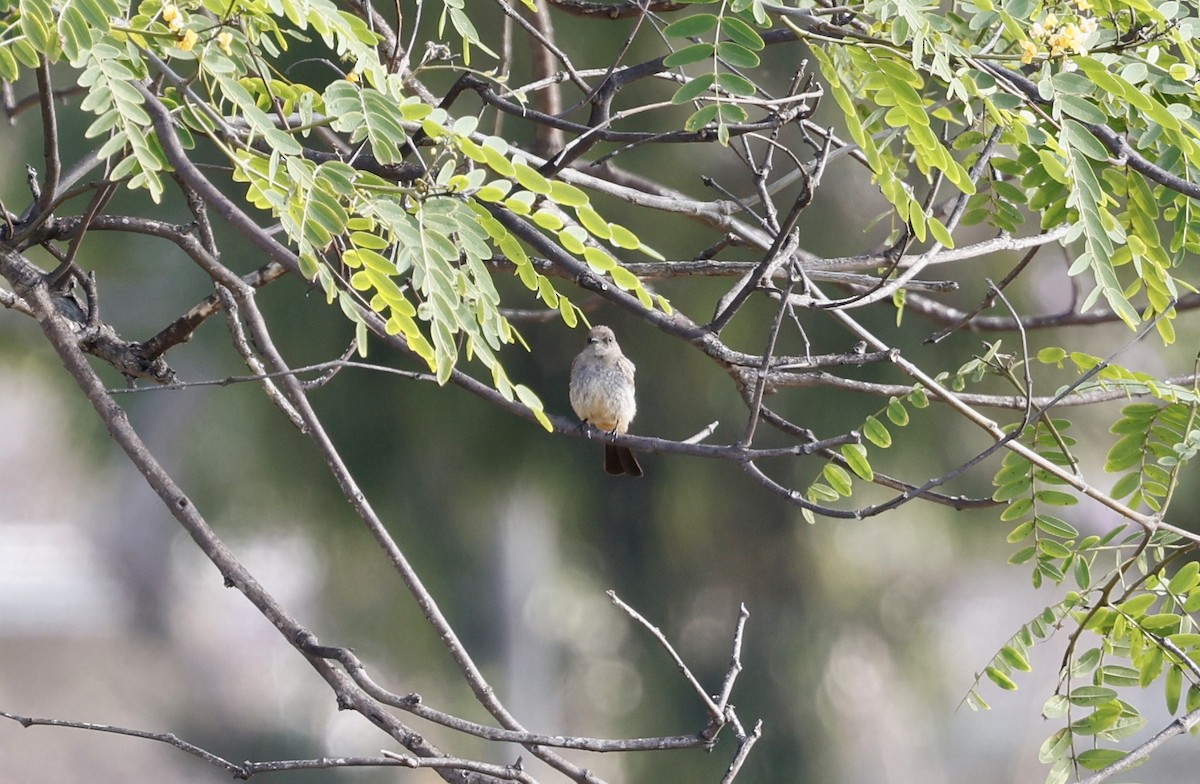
[2,5,1198,784]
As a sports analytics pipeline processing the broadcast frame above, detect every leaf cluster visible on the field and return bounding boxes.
[800,387,929,522]
[0,0,680,420]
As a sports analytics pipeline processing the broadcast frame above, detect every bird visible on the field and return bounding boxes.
[569,325,643,477]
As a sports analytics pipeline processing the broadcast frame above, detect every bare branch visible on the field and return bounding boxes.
[0,247,483,781]
[304,637,713,752]
[607,591,724,724]
[0,712,248,776]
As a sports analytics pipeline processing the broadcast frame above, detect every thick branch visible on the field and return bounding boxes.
[0,246,485,782]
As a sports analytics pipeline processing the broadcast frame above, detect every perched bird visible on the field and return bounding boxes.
[569,325,643,477]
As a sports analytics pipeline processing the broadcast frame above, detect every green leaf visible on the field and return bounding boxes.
[583,246,617,272]
[928,217,955,248]
[1076,749,1128,771]
[714,71,756,97]
[608,223,641,250]
[20,0,58,54]
[662,13,718,38]
[822,463,853,496]
[716,41,759,68]
[717,103,747,124]
[841,443,873,481]
[1074,556,1091,589]
[1034,490,1077,506]
[1141,613,1181,632]
[722,17,765,49]
[1006,520,1034,543]
[966,689,991,711]
[1036,515,1079,538]
[1062,118,1109,160]
[1008,545,1036,565]
[1167,632,1200,648]
[1139,645,1166,687]
[999,645,1031,672]
[1043,694,1069,719]
[1068,686,1118,706]
[1000,497,1032,522]
[862,416,892,448]
[663,42,715,67]
[1071,704,1121,735]
[547,181,589,207]
[1109,471,1140,499]
[1098,665,1140,687]
[1105,433,1146,473]
[1037,728,1070,763]
[808,481,838,502]
[673,73,718,104]
[985,665,1018,690]
[512,162,551,195]
[1118,593,1157,618]
[1188,683,1200,714]
[993,477,1031,502]
[1037,346,1068,365]
[1037,539,1072,558]
[1169,561,1200,595]
[885,397,909,426]
[684,104,720,131]
[1045,757,1071,784]
[1058,96,1107,126]
[609,264,641,292]
[1166,664,1183,714]
[575,205,613,240]
[514,384,552,432]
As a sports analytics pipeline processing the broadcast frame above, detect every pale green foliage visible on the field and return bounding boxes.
[739,0,1200,336]
[984,351,1200,779]
[800,386,929,523]
[813,46,964,247]
[651,0,1200,770]
[662,3,767,144]
[993,417,1083,589]
[436,0,497,66]
[79,42,167,200]
[0,0,673,428]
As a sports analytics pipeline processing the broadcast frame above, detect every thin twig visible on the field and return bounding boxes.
[718,720,763,784]
[0,712,245,776]
[607,591,723,721]
[714,604,750,714]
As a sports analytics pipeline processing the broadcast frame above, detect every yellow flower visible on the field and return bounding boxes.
[179,28,198,51]
[1080,16,1098,33]
[1047,30,1068,56]
[1065,23,1083,46]
[1020,39,1039,64]
[163,3,183,31]
[217,30,233,55]
[1076,0,1092,9]
[1044,13,1059,28]
[346,71,359,84]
